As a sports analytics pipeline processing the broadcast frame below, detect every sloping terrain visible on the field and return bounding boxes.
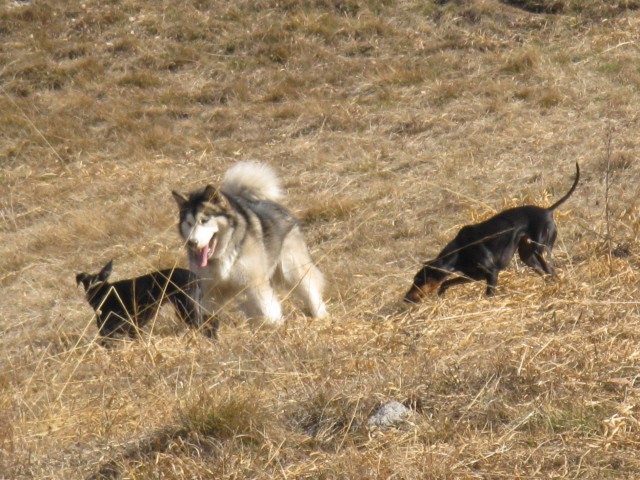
[1,0,640,478]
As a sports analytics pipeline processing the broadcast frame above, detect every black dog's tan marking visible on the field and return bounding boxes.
[405,163,579,302]
[76,260,217,341]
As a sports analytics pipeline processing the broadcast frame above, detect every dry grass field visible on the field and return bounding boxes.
[2,0,640,478]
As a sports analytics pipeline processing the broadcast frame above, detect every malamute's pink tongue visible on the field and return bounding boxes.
[197,246,210,268]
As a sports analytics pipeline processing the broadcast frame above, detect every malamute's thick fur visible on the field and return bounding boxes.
[172,162,327,325]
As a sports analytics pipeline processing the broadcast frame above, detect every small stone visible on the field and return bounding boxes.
[368,401,411,428]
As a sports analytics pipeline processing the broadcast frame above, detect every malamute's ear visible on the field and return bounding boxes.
[98,260,113,282]
[172,190,189,207]
[203,184,218,200]
[203,184,228,206]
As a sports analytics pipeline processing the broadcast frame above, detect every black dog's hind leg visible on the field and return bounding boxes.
[540,226,558,275]
[485,270,499,296]
[535,251,556,275]
[173,296,197,326]
[172,293,218,339]
[518,237,556,275]
[201,315,219,339]
[126,316,143,339]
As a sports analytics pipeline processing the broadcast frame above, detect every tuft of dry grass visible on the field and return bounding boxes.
[2,0,640,478]
[178,387,271,441]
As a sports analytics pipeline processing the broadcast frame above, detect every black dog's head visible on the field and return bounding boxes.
[403,262,450,304]
[76,260,113,293]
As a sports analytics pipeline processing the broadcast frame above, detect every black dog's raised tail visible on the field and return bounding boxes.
[548,162,580,211]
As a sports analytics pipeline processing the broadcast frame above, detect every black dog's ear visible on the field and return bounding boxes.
[98,260,113,281]
[76,273,88,287]
[172,190,189,207]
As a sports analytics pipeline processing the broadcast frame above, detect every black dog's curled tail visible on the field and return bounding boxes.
[548,162,580,211]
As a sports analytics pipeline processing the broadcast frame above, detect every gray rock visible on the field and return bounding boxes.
[368,401,411,428]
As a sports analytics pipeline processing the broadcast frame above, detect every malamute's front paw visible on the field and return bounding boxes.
[312,303,328,320]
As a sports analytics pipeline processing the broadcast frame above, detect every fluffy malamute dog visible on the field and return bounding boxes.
[171,162,327,325]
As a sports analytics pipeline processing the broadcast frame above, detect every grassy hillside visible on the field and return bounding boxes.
[1,0,640,477]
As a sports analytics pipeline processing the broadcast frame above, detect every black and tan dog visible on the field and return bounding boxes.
[76,260,216,341]
[404,163,580,302]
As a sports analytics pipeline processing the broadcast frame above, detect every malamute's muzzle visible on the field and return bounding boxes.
[187,230,218,268]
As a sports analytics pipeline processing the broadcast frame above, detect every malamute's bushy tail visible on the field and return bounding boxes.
[221,161,283,202]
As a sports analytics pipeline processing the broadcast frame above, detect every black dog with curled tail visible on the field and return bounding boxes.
[405,163,579,302]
